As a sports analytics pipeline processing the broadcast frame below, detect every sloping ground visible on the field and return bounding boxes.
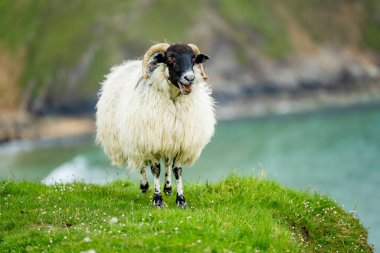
[0,46,24,111]
[0,176,373,252]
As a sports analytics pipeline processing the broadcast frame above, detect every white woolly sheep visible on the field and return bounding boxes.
[96,43,216,208]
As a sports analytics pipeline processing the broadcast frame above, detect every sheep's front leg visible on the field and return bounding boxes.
[140,166,149,193]
[173,164,187,209]
[164,158,172,195]
[151,163,164,208]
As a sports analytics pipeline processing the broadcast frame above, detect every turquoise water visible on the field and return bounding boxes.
[1,106,379,249]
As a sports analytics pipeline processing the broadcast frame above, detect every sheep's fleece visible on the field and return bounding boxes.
[96,59,216,170]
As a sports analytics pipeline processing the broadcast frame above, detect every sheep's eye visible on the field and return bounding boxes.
[167,56,175,63]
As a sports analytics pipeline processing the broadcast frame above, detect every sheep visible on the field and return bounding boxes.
[96,43,216,208]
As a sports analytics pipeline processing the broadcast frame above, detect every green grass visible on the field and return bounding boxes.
[362,0,380,51]
[0,176,373,252]
[218,0,292,57]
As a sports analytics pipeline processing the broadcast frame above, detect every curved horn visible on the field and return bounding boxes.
[188,43,200,54]
[188,44,208,81]
[142,43,170,79]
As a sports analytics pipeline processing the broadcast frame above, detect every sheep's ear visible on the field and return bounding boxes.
[146,53,165,78]
[154,53,165,63]
[195,54,209,64]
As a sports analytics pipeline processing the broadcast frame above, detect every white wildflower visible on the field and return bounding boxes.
[80,250,96,253]
[110,217,118,224]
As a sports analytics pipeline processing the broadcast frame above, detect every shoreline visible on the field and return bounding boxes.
[0,114,95,144]
[1,87,380,145]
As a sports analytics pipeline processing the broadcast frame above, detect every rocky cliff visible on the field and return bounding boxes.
[1,0,380,140]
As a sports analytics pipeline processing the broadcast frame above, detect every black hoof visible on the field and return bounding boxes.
[153,193,164,208]
[176,194,187,209]
[164,185,172,195]
[140,182,149,194]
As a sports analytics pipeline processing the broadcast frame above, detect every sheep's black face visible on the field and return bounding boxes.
[154,44,209,95]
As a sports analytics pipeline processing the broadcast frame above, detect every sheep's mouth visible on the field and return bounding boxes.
[178,82,192,95]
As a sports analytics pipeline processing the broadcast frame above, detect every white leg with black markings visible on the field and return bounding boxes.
[173,162,187,208]
[151,163,164,208]
[164,158,172,195]
[140,166,149,193]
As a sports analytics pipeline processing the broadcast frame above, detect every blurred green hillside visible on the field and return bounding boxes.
[0,0,380,115]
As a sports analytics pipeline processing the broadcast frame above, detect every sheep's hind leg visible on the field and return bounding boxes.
[140,166,149,193]
[173,164,187,209]
[164,158,172,195]
[151,163,164,208]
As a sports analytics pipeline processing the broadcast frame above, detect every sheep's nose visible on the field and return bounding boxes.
[184,73,195,82]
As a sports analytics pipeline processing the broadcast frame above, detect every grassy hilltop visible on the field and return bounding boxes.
[0,176,373,252]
